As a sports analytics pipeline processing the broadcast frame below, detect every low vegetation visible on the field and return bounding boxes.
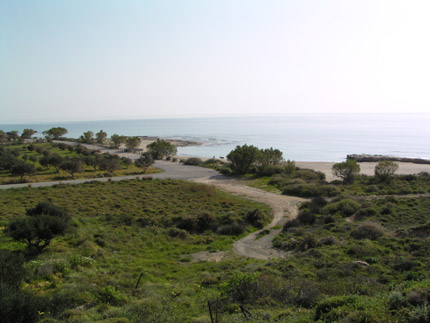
[0,142,158,184]
[0,179,272,322]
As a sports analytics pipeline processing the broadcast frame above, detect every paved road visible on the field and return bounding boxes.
[0,160,220,190]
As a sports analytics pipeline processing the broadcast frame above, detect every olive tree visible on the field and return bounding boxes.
[6,202,70,253]
[60,158,84,177]
[20,128,36,140]
[374,160,399,182]
[135,152,154,171]
[110,134,126,149]
[43,127,68,140]
[147,139,177,159]
[125,136,141,153]
[332,159,360,183]
[80,131,94,144]
[227,144,261,174]
[96,130,108,145]
[11,162,36,181]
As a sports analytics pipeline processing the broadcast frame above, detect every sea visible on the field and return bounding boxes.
[1,114,429,162]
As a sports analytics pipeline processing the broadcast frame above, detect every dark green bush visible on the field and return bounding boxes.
[351,222,384,240]
[217,223,244,235]
[246,208,270,229]
[183,157,203,166]
[297,210,316,225]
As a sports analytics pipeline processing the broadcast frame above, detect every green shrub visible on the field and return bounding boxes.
[97,286,125,305]
[283,219,300,231]
[217,223,244,235]
[297,210,316,225]
[351,222,385,240]
[324,199,360,217]
[183,157,203,166]
[246,208,270,229]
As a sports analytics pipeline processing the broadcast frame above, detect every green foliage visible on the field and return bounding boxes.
[125,136,141,152]
[95,130,108,145]
[110,134,126,149]
[79,130,94,144]
[43,127,68,140]
[227,144,261,174]
[183,157,203,166]
[60,157,84,177]
[98,286,125,305]
[21,128,36,140]
[147,139,177,159]
[135,152,154,170]
[332,159,360,183]
[375,160,399,182]
[6,202,71,253]
[11,161,36,180]
[221,271,260,303]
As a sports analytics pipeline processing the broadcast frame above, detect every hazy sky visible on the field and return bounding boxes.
[1,0,430,123]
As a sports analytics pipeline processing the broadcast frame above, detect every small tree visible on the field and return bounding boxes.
[95,130,108,145]
[135,152,154,172]
[11,162,36,181]
[80,131,94,144]
[43,127,68,140]
[332,159,360,183]
[60,158,84,177]
[20,128,36,140]
[227,144,261,174]
[375,160,399,182]
[48,153,64,173]
[7,202,70,253]
[147,139,177,159]
[110,134,126,149]
[99,155,121,173]
[0,130,7,144]
[7,131,19,142]
[125,136,141,153]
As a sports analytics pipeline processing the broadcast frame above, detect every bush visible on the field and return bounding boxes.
[217,223,244,235]
[246,208,270,229]
[297,210,316,225]
[314,296,355,321]
[97,286,124,305]
[351,222,385,240]
[7,202,71,253]
[324,199,360,217]
[283,219,300,231]
[183,157,203,166]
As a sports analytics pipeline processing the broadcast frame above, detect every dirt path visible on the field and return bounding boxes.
[193,177,306,260]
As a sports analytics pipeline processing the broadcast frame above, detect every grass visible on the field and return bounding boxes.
[0,179,277,322]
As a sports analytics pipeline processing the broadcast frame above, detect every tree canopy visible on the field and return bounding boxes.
[43,127,68,140]
[332,159,361,183]
[125,136,141,152]
[374,160,399,182]
[96,130,108,145]
[147,139,177,159]
[7,202,70,253]
[227,144,261,174]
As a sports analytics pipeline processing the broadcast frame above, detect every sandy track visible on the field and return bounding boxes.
[193,177,306,260]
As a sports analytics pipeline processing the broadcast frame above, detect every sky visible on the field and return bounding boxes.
[1,0,430,123]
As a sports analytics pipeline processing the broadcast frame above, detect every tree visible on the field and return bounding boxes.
[60,158,84,177]
[135,152,154,171]
[110,134,126,149]
[258,148,283,170]
[332,159,361,183]
[84,154,102,170]
[125,136,141,152]
[96,130,108,145]
[48,153,64,173]
[227,144,261,174]
[43,127,68,140]
[374,160,399,182]
[20,128,36,140]
[0,130,8,144]
[80,131,94,144]
[7,202,70,253]
[99,154,121,173]
[7,131,19,142]
[147,139,177,159]
[11,162,36,181]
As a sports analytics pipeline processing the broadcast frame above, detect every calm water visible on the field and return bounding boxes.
[1,114,429,162]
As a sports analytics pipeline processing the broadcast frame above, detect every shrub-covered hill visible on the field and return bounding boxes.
[0,179,274,322]
[273,196,430,322]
